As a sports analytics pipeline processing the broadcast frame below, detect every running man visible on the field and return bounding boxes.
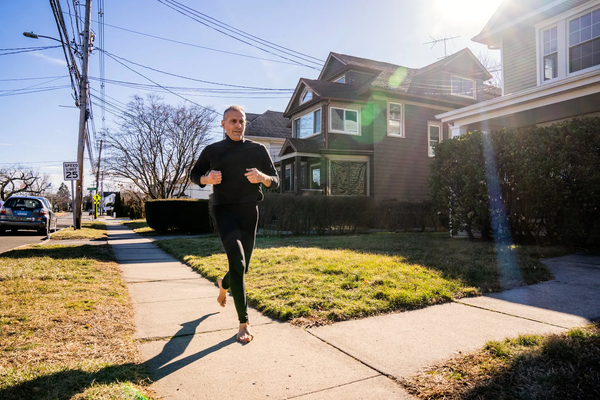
[190,105,279,343]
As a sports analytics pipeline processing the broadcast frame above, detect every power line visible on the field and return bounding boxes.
[0,45,62,56]
[157,0,321,70]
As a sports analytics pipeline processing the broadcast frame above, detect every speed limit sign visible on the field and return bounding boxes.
[63,162,80,181]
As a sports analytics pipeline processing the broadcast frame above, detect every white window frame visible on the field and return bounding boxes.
[387,102,404,138]
[329,107,360,135]
[536,1,600,85]
[450,76,476,99]
[427,121,443,158]
[333,74,346,83]
[294,107,321,139]
[300,88,313,104]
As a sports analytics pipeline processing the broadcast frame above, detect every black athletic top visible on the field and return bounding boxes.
[190,136,279,205]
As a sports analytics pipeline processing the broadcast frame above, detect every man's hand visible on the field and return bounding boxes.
[201,170,222,185]
[245,168,272,187]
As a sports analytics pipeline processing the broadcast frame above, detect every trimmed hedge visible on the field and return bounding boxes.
[430,117,600,245]
[145,199,211,233]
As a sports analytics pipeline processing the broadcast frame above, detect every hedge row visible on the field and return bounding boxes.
[429,117,600,245]
[145,199,211,233]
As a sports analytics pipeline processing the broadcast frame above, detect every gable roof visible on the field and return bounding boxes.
[473,0,590,46]
[413,48,492,80]
[244,110,291,139]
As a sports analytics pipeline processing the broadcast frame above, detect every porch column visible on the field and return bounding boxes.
[294,156,302,195]
[450,124,468,138]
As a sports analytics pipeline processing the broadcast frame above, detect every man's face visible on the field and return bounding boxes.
[222,110,246,141]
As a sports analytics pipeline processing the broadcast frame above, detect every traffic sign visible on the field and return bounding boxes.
[63,162,80,181]
[87,187,97,191]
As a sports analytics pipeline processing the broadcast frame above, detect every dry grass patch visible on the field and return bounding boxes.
[402,323,600,399]
[155,233,570,326]
[50,221,107,240]
[0,244,154,399]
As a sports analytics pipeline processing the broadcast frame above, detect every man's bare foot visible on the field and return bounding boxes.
[217,278,227,307]
[237,323,254,343]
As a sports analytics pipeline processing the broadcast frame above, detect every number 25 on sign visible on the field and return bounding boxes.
[63,162,79,181]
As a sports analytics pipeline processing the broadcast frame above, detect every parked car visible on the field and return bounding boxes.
[0,195,58,235]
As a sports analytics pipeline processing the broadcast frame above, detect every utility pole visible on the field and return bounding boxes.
[95,139,102,219]
[74,0,92,229]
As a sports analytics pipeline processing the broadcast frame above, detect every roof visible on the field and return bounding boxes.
[472,0,589,46]
[244,110,291,139]
[279,138,322,156]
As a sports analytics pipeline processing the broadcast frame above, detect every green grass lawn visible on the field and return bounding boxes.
[155,232,571,325]
[0,244,154,399]
[122,219,156,235]
[50,221,108,240]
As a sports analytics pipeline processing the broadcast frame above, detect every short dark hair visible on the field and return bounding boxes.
[223,105,245,120]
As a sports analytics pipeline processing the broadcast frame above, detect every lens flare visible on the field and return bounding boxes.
[482,133,523,289]
[389,67,408,88]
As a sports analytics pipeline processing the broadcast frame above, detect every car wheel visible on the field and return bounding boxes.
[0,228,5,234]
[38,225,49,236]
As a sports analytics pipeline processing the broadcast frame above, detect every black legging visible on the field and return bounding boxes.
[213,202,259,324]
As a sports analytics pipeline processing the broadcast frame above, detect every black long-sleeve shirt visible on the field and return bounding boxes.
[190,137,279,205]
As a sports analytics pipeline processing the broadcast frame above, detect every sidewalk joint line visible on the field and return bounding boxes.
[453,300,572,329]
[304,329,405,386]
[284,374,382,399]
[127,277,205,284]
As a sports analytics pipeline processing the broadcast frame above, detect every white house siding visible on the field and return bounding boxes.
[502,25,538,95]
[184,184,212,200]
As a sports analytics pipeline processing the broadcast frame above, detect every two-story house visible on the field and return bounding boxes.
[279,50,496,200]
[438,0,600,135]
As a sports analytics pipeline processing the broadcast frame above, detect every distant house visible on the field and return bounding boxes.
[244,110,292,163]
[438,0,600,135]
[279,50,496,200]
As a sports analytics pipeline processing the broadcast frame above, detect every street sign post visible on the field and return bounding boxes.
[64,162,79,228]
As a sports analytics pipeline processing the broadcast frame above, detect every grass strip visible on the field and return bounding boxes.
[0,244,154,399]
[402,323,600,399]
[155,232,570,325]
[51,221,108,240]
[122,220,156,236]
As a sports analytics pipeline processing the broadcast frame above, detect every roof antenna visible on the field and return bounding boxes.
[423,35,460,59]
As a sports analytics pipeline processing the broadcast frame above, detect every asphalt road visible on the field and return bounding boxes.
[0,213,77,254]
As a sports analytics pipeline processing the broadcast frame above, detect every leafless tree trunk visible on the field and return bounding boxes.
[104,94,217,199]
[0,165,51,200]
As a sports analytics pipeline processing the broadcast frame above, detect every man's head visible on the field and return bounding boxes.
[222,105,246,142]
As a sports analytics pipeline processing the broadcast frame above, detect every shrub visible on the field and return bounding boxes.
[145,199,211,233]
[430,117,600,245]
[375,199,442,232]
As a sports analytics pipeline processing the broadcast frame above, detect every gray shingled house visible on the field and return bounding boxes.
[278,50,497,200]
[438,0,600,135]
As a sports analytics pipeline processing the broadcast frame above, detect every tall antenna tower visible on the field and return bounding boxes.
[423,35,460,58]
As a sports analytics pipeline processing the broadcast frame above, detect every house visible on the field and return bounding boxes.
[279,50,497,200]
[437,0,600,135]
[244,110,292,163]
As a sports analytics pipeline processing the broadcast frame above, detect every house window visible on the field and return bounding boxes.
[451,76,476,98]
[294,108,321,139]
[330,161,367,195]
[543,26,559,80]
[387,102,403,137]
[334,75,346,83]
[301,90,313,104]
[537,5,600,83]
[330,107,359,134]
[310,164,321,189]
[569,9,600,73]
[427,121,442,157]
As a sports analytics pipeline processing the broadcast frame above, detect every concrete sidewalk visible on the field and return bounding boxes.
[104,218,600,400]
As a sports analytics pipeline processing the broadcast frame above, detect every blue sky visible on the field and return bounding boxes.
[0,0,503,191]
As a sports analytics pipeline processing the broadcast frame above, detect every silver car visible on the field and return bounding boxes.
[0,196,58,235]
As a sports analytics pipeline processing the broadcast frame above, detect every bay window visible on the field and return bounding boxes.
[330,107,359,134]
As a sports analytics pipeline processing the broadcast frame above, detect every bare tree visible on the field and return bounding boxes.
[476,50,502,88]
[0,165,51,200]
[104,95,217,199]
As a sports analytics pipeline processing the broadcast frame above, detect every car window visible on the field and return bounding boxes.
[5,198,42,209]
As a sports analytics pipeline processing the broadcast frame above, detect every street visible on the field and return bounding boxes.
[0,213,81,254]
